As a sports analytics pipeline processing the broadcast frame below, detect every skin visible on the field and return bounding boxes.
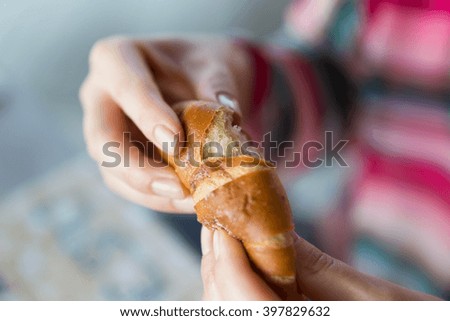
[79,36,252,213]
[80,36,441,300]
[201,227,441,301]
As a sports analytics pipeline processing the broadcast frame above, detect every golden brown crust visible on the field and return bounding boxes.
[195,170,296,283]
[167,101,249,190]
[190,155,272,202]
[195,170,293,242]
[165,100,297,294]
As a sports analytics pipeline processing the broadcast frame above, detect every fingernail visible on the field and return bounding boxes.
[151,179,185,199]
[172,197,195,213]
[201,226,213,256]
[216,92,241,114]
[153,125,177,155]
[213,230,221,260]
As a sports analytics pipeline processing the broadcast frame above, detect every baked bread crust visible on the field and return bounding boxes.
[165,101,296,295]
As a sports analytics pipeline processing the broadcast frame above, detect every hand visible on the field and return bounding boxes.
[79,36,252,213]
[201,227,441,300]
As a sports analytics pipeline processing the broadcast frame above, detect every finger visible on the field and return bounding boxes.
[89,38,183,154]
[101,164,188,199]
[102,170,195,214]
[201,254,221,300]
[81,82,187,199]
[187,60,242,116]
[292,233,440,300]
[201,227,221,300]
[201,225,214,257]
[211,230,279,300]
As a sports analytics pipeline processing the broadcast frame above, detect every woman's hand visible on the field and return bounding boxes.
[79,36,252,213]
[201,227,441,300]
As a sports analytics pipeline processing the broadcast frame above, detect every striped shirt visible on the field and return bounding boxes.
[238,0,450,299]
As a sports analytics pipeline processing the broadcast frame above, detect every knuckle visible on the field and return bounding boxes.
[89,36,128,66]
[303,247,336,277]
[89,39,113,65]
[113,77,142,103]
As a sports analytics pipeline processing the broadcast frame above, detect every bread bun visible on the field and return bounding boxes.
[164,101,297,297]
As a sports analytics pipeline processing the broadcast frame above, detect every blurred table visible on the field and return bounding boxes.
[0,155,202,300]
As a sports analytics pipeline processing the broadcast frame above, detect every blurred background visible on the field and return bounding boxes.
[1,0,449,301]
[0,0,291,300]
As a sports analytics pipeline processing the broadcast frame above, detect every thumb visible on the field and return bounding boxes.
[292,233,440,300]
[201,227,278,300]
[191,63,242,116]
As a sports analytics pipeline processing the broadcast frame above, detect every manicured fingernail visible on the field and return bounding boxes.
[151,179,184,199]
[201,227,213,256]
[216,92,241,114]
[153,125,177,155]
[213,230,221,260]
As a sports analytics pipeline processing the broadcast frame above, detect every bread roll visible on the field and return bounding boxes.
[164,101,296,297]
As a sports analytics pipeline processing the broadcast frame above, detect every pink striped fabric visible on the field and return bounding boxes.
[239,0,450,291]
